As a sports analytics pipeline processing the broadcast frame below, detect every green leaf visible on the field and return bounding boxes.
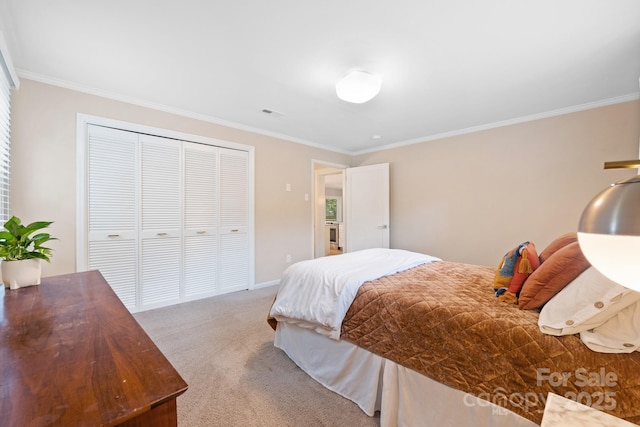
[3,216,20,234]
[0,230,15,241]
[0,216,56,262]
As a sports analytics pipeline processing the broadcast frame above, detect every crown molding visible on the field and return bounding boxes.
[15,69,639,158]
[16,69,352,155]
[0,32,19,89]
[353,93,640,156]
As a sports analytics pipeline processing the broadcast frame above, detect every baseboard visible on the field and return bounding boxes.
[252,280,279,290]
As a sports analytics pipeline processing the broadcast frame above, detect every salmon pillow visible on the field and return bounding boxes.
[518,242,591,310]
[538,232,578,263]
[493,241,540,304]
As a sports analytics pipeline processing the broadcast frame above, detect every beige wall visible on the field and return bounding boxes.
[10,78,640,282]
[353,100,640,267]
[10,79,351,284]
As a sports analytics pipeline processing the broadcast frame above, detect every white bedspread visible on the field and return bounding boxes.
[269,248,441,340]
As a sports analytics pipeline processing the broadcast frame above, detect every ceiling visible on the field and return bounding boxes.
[1,1,639,154]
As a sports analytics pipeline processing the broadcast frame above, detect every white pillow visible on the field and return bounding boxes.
[579,300,640,353]
[538,267,640,336]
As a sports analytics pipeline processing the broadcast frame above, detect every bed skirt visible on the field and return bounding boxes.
[275,322,538,427]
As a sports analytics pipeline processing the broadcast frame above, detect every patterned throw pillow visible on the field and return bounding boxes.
[493,241,540,304]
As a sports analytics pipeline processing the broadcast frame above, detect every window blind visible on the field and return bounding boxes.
[0,67,11,223]
[0,32,19,224]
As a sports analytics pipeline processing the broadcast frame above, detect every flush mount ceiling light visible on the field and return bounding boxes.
[577,160,640,291]
[336,70,382,104]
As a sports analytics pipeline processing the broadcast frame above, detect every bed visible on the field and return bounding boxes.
[268,241,640,427]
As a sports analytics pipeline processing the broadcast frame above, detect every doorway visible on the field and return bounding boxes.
[312,161,390,259]
[313,161,347,258]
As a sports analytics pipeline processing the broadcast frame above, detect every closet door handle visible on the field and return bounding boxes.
[157,232,168,236]
[196,231,206,234]
[231,229,239,232]
[107,234,120,238]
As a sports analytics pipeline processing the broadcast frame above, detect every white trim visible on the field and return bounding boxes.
[76,113,255,153]
[311,159,349,258]
[21,70,640,157]
[76,113,256,291]
[75,118,89,272]
[254,279,279,289]
[312,159,351,170]
[246,143,257,290]
[353,93,640,155]
[0,32,19,89]
[20,70,351,155]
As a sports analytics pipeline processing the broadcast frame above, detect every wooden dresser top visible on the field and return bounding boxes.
[0,270,188,426]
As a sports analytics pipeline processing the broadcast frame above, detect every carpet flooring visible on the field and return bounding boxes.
[134,286,380,427]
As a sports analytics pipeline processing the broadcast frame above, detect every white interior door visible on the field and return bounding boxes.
[86,125,139,310]
[183,142,218,299]
[345,163,390,252]
[218,148,250,292]
[139,134,182,309]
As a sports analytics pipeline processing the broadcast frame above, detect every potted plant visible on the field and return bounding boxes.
[0,216,56,290]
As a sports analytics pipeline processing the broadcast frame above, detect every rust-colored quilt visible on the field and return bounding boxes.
[341,261,640,425]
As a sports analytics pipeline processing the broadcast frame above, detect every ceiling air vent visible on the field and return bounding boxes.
[261,108,284,118]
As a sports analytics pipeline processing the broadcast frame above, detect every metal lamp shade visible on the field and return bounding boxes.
[577,175,640,291]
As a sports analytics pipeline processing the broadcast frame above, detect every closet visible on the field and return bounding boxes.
[79,121,252,312]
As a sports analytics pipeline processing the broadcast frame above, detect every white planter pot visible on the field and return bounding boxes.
[2,259,42,290]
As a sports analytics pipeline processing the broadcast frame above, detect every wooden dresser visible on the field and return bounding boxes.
[0,270,188,426]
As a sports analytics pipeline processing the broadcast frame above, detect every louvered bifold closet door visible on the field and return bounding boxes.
[140,135,182,309]
[87,125,138,310]
[183,142,218,299]
[219,148,249,292]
